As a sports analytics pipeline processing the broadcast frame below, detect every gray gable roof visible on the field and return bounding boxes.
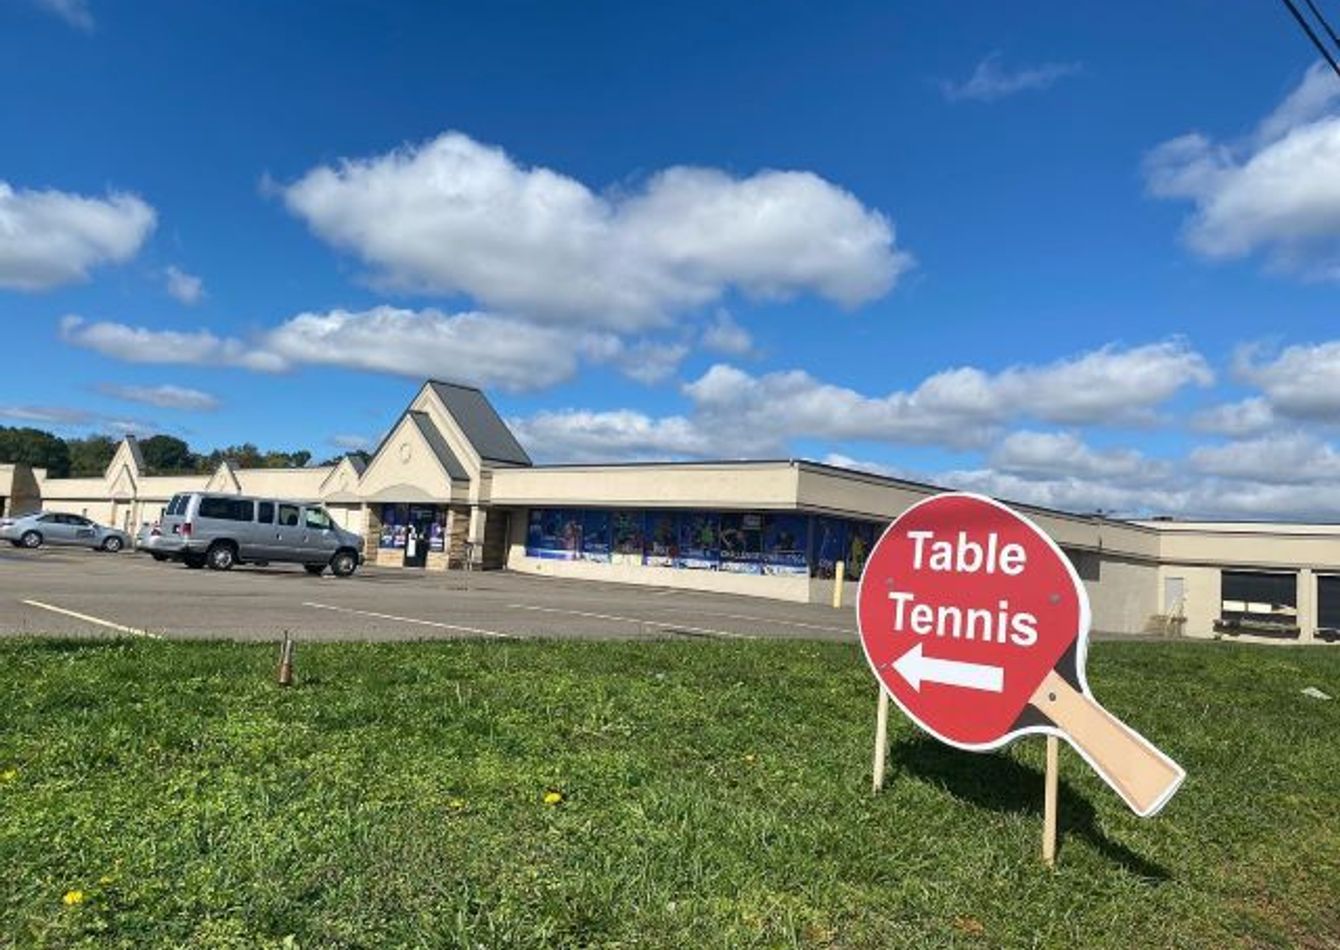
[408,411,469,481]
[124,435,146,472]
[428,380,531,466]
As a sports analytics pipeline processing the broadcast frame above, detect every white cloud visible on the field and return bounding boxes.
[1191,396,1275,436]
[59,315,284,371]
[940,53,1081,103]
[1189,432,1340,484]
[34,0,93,31]
[509,409,711,463]
[1234,341,1340,420]
[701,309,754,356]
[1145,63,1340,277]
[98,383,219,412]
[0,405,94,425]
[330,434,372,451]
[282,132,909,329]
[593,338,690,385]
[0,183,154,290]
[682,341,1211,449]
[164,266,204,305]
[989,430,1170,483]
[820,453,918,481]
[263,307,588,391]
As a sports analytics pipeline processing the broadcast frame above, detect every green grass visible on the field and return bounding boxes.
[1,637,1338,949]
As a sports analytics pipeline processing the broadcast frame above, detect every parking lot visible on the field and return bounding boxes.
[0,546,860,642]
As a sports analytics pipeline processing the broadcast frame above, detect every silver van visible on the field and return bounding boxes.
[143,492,363,576]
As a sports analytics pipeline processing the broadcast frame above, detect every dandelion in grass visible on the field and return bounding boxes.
[98,875,114,886]
[743,753,757,764]
[543,790,563,805]
[447,797,467,810]
[62,890,84,907]
[0,769,16,783]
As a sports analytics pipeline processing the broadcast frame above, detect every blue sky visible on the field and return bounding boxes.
[3,0,1339,518]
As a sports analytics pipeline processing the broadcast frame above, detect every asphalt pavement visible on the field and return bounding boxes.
[0,545,860,643]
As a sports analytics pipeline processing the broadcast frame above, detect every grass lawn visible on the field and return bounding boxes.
[1,637,1338,948]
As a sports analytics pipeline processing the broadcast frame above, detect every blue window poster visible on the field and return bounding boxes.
[526,508,582,560]
[762,513,809,576]
[611,509,644,559]
[644,511,678,567]
[581,509,611,562]
[677,511,719,570]
[719,512,762,574]
[812,516,847,579]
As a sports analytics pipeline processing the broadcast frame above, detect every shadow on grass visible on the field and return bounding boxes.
[889,736,1171,882]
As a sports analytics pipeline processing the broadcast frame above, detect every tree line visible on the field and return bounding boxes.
[0,426,368,479]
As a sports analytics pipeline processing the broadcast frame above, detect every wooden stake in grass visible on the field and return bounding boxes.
[1042,734,1059,867]
[872,686,890,793]
[278,634,294,687]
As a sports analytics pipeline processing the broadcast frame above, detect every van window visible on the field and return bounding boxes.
[304,507,333,530]
[167,494,188,516]
[198,497,254,521]
[257,501,275,524]
[277,504,300,527]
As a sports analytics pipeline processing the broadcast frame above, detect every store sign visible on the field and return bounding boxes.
[857,492,1185,817]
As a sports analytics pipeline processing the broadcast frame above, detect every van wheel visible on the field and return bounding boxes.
[330,550,358,577]
[206,543,236,571]
[151,553,167,562]
[304,564,325,576]
[20,531,41,549]
[102,536,123,553]
[184,554,206,569]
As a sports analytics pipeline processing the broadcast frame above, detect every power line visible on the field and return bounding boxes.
[1280,0,1340,79]
[1302,0,1340,51]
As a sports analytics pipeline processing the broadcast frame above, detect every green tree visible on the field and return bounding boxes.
[0,426,71,478]
[67,435,118,477]
[139,434,196,474]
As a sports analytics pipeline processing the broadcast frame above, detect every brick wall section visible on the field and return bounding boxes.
[481,509,510,569]
[363,505,381,562]
[446,505,470,568]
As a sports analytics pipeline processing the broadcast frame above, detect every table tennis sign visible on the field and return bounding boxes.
[857,492,1184,817]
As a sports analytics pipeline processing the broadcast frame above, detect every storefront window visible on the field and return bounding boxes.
[677,511,719,570]
[719,512,763,574]
[811,517,847,579]
[581,509,611,562]
[612,510,644,557]
[526,508,582,560]
[762,513,809,576]
[644,511,679,567]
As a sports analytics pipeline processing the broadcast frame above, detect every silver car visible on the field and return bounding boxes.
[148,491,364,576]
[0,511,130,552]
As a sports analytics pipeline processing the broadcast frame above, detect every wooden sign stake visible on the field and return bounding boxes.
[1042,734,1059,867]
[832,560,846,609]
[278,634,294,687]
[872,686,890,793]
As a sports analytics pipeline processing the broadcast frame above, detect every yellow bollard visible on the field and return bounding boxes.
[832,560,846,609]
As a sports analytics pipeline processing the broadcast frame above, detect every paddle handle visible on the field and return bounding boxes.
[1029,670,1185,817]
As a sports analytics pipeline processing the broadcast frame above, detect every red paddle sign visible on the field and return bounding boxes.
[857,492,1185,817]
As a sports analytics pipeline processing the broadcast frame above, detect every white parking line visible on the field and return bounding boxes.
[503,603,753,640]
[301,601,514,639]
[21,599,161,639]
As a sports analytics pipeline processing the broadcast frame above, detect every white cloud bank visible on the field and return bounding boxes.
[281,132,909,329]
[503,340,1212,462]
[98,383,219,412]
[940,53,1081,103]
[1145,63,1340,278]
[0,183,155,290]
[60,308,616,392]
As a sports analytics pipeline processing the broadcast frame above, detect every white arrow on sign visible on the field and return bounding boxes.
[891,643,1004,693]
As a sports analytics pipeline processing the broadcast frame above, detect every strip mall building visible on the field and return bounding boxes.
[2,379,1337,643]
